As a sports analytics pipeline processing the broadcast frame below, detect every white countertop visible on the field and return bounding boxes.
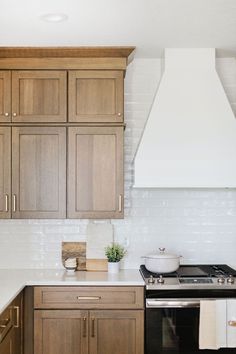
[0,269,144,314]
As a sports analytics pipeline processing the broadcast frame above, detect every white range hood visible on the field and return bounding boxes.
[134,48,236,188]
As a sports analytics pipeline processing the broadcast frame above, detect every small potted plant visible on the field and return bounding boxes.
[105,243,126,273]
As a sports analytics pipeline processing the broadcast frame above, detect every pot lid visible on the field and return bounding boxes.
[145,248,179,259]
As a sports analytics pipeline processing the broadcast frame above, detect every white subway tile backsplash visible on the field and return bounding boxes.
[0,58,236,269]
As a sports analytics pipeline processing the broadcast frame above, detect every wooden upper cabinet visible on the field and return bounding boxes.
[0,127,11,219]
[12,127,66,218]
[68,71,124,123]
[0,71,11,122]
[67,126,124,219]
[12,71,67,123]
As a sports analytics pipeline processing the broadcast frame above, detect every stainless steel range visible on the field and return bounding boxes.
[140,264,236,290]
[140,264,236,354]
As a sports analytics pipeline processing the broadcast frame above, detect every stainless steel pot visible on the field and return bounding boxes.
[142,248,181,273]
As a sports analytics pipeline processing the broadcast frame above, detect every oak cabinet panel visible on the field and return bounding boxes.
[12,71,67,122]
[67,126,124,219]
[12,127,66,218]
[0,127,11,219]
[0,71,11,123]
[69,71,123,123]
[34,287,144,354]
[34,286,144,309]
[0,292,23,354]
[12,293,23,354]
[0,330,13,354]
[34,310,88,354]
[89,310,144,354]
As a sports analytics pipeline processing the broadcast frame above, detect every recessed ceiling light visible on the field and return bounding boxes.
[40,13,68,23]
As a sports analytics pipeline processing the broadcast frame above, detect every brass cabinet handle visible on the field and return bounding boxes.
[0,318,10,328]
[4,113,9,117]
[5,194,9,212]
[77,296,101,301]
[13,194,16,212]
[12,113,17,117]
[13,306,20,328]
[82,317,87,337]
[91,318,95,337]
[118,194,122,212]
[228,320,236,327]
[117,112,122,117]
[0,316,12,343]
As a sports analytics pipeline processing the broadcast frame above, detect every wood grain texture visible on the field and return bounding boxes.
[12,126,66,218]
[89,310,144,354]
[62,242,86,270]
[67,126,124,219]
[0,127,11,218]
[12,292,23,354]
[69,70,123,123]
[12,71,67,123]
[0,58,128,70]
[86,259,108,272]
[0,328,13,354]
[34,310,88,354]
[0,47,135,59]
[23,287,34,354]
[0,71,11,122]
[34,287,144,310]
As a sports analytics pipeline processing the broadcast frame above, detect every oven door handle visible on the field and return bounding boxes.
[146,299,201,308]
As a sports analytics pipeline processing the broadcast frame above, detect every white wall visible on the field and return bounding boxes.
[0,58,236,269]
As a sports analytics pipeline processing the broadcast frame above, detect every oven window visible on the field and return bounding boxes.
[146,308,236,354]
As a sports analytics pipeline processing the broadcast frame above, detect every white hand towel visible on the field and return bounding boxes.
[227,299,236,347]
[199,300,227,349]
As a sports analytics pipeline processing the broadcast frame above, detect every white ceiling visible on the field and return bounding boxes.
[1,0,236,58]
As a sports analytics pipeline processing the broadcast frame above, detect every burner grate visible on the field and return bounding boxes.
[140,264,236,280]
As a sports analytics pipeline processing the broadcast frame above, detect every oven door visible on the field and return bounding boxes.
[146,299,236,354]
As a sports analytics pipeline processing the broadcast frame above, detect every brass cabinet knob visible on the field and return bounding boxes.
[13,113,17,117]
[117,112,122,117]
[4,112,9,117]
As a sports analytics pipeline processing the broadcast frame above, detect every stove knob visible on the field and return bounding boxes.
[227,275,235,284]
[217,276,226,284]
[148,275,155,284]
[157,275,165,284]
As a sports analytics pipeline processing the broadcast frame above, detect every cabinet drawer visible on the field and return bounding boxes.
[34,286,144,309]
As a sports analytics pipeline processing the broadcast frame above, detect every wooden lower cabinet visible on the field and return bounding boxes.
[0,292,23,354]
[34,309,144,354]
[90,310,144,354]
[34,310,88,354]
[12,293,23,354]
[0,329,13,354]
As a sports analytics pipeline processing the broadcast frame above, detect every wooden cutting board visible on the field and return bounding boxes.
[62,242,86,270]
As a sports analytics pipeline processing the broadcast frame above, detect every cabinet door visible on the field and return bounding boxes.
[0,71,11,122]
[69,71,123,123]
[0,127,11,219]
[0,330,13,354]
[12,127,66,218]
[12,71,67,122]
[89,310,144,354]
[34,310,88,354]
[12,293,23,354]
[68,126,124,219]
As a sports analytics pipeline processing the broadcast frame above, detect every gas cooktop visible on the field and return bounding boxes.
[140,264,236,289]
